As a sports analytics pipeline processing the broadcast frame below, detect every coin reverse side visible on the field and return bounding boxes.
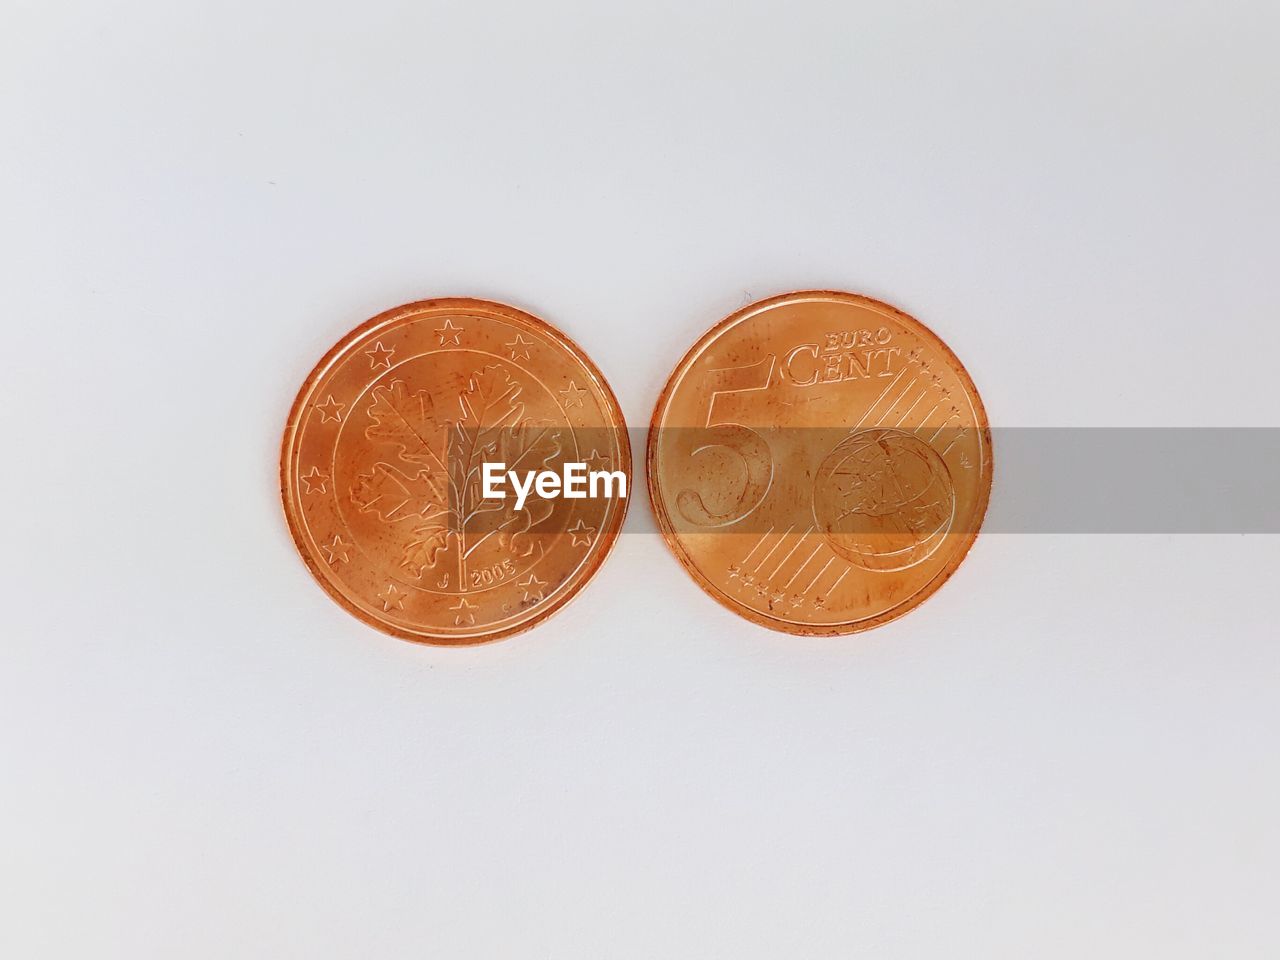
[647,291,992,635]
[282,298,631,644]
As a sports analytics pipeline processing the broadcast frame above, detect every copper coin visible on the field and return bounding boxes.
[647,291,992,635]
[282,298,631,645]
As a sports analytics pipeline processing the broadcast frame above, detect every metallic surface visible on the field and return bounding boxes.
[647,291,992,635]
[282,298,630,644]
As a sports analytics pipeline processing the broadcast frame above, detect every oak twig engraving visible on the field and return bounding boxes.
[351,366,562,587]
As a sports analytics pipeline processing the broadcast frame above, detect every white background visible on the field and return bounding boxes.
[3,1,1278,956]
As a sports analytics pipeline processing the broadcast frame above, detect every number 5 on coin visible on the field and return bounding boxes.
[675,355,776,527]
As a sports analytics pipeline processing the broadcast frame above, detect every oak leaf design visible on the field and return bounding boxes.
[365,379,445,470]
[350,462,447,522]
[400,519,452,579]
[447,368,563,565]
[490,419,561,558]
[353,364,563,582]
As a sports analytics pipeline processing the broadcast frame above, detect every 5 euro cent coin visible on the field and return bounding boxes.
[647,290,992,636]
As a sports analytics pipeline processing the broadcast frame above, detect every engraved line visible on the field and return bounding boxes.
[927,413,960,444]
[781,545,824,589]
[751,525,795,573]
[823,565,852,597]
[939,430,966,456]
[739,526,775,565]
[872,376,921,429]
[913,401,942,434]
[799,556,835,596]
[851,362,915,431]
[766,527,814,581]
[892,389,929,428]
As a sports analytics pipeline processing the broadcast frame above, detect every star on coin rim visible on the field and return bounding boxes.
[281,297,632,646]
[646,289,993,637]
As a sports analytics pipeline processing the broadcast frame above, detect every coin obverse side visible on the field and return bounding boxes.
[282,298,631,645]
[647,291,992,635]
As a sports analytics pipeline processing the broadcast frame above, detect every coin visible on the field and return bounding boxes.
[647,291,991,635]
[282,298,631,645]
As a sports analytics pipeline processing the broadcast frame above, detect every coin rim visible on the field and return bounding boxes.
[281,297,632,646]
[646,289,992,636]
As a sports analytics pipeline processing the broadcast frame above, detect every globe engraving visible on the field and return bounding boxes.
[813,428,955,572]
